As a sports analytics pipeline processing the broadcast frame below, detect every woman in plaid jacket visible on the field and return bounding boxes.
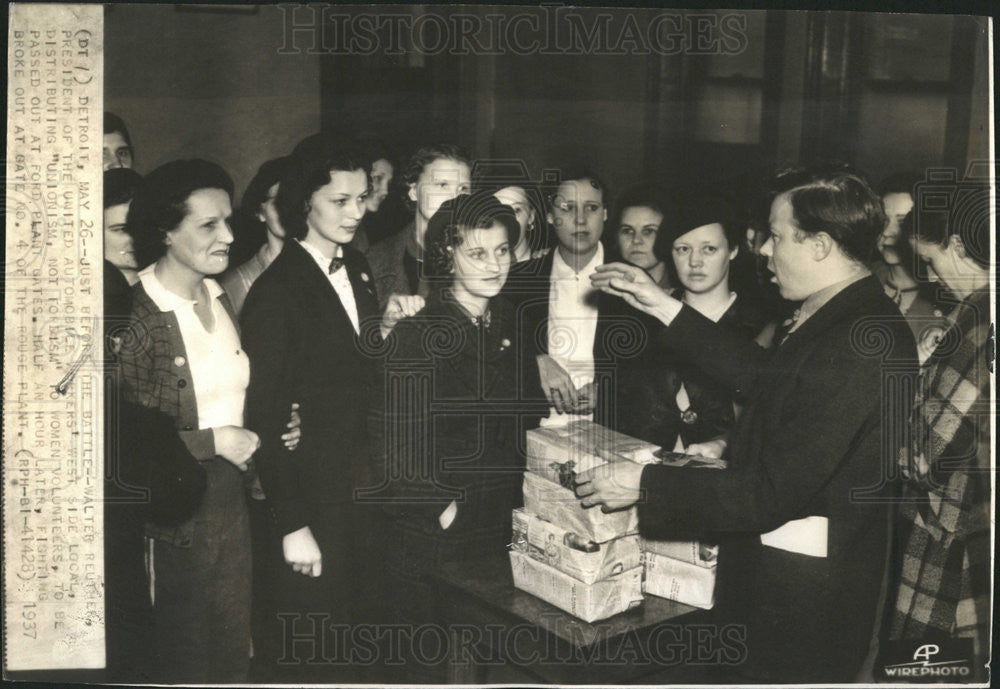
[886,205,992,679]
[121,160,298,682]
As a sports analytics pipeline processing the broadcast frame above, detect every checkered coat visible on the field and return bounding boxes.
[888,287,992,658]
[118,283,237,546]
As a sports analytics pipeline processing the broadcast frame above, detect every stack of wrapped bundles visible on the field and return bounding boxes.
[509,420,658,622]
[639,450,726,610]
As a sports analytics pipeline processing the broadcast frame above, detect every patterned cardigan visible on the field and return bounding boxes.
[888,287,992,662]
[118,281,241,545]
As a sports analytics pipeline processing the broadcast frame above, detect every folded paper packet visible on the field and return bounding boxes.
[640,538,718,568]
[642,550,717,610]
[509,550,643,623]
[522,471,638,543]
[512,508,642,585]
[526,420,661,487]
[652,449,728,470]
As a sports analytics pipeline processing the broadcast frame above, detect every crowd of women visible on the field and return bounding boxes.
[102,111,990,683]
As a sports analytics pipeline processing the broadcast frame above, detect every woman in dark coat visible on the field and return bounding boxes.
[240,134,385,682]
[613,192,771,457]
[368,191,524,672]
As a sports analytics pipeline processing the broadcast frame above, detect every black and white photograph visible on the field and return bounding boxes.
[3,2,995,686]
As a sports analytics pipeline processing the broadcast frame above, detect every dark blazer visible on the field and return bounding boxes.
[502,250,646,431]
[635,275,917,682]
[242,240,380,535]
[367,289,523,526]
[365,225,410,312]
[367,290,524,627]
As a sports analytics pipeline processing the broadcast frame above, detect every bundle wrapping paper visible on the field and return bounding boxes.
[642,550,717,610]
[509,550,643,623]
[522,471,638,543]
[511,508,642,585]
[526,420,661,486]
[639,538,718,568]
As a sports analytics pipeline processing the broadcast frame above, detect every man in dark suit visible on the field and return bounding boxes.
[577,164,918,682]
[240,136,403,681]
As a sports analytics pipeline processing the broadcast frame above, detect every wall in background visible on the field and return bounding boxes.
[105,6,988,211]
[105,5,321,201]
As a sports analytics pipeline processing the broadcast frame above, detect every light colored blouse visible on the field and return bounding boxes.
[139,265,249,430]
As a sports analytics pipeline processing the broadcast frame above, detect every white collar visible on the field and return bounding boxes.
[297,238,343,266]
[552,242,604,278]
[139,263,223,312]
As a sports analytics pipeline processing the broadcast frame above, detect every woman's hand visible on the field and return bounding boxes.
[590,262,683,326]
[213,425,260,470]
[573,459,645,512]
[381,293,425,338]
[281,402,301,451]
[283,525,322,577]
[537,354,581,414]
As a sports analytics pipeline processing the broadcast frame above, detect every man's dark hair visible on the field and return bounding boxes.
[276,132,371,241]
[104,112,132,148]
[126,159,234,269]
[878,171,923,199]
[771,163,886,264]
[423,190,520,280]
[104,168,144,210]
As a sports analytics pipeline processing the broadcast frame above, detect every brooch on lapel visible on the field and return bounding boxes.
[500,338,511,351]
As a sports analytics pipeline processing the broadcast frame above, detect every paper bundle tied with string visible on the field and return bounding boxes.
[526,419,660,486]
[509,550,643,623]
[511,508,642,585]
[521,470,638,544]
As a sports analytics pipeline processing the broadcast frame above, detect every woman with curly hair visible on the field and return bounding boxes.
[367,190,523,677]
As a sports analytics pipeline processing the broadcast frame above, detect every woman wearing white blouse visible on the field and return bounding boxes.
[120,160,297,682]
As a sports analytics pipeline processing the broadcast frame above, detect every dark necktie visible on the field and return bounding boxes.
[886,282,917,307]
[773,308,801,348]
[328,256,345,274]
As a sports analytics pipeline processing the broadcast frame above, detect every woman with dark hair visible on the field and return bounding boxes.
[220,156,289,314]
[885,198,991,680]
[368,190,522,678]
[104,112,134,170]
[104,168,144,291]
[874,173,948,362]
[119,159,260,682]
[613,192,771,457]
[240,133,417,682]
[610,183,672,289]
[347,134,397,253]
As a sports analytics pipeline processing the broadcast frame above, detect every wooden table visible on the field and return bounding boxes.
[433,555,714,684]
